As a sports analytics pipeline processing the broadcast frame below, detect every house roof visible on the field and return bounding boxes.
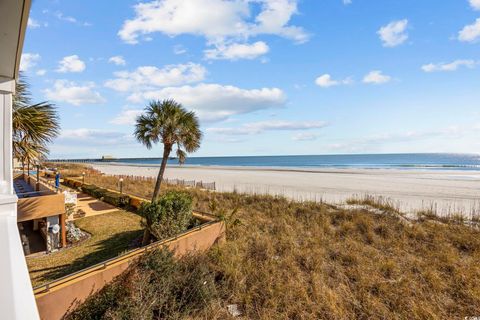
[0,0,31,81]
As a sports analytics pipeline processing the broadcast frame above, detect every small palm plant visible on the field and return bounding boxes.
[13,75,60,166]
[134,99,202,245]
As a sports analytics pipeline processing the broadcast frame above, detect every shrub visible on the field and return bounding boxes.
[93,188,108,199]
[81,184,107,199]
[102,191,130,207]
[138,191,193,241]
[63,178,75,188]
[64,272,130,320]
[81,184,101,197]
[65,249,216,320]
[81,184,130,207]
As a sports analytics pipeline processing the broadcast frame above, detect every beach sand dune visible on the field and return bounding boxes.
[92,164,480,216]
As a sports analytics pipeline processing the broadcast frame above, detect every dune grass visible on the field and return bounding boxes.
[27,210,142,287]
[191,190,480,319]
[66,249,217,320]
[48,164,480,318]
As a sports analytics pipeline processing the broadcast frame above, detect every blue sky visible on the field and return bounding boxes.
[20,0,480,158]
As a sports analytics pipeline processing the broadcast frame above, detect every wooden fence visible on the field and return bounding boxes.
[112,174,216,191]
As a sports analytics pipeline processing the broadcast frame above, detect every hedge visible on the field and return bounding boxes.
[62,178,145,209]
[103,191,130,207]
[81,184,130,208]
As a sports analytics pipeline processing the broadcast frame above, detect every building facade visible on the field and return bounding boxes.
[0,0,40,318]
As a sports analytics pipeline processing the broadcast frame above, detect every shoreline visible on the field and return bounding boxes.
[94,161,480,176]
[91,163,480,216]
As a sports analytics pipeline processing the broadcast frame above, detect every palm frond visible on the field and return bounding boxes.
[176,148,186,164]
[134,99,202,158]
[12,75,60,160]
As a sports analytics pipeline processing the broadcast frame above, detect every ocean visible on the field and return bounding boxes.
[99,153,480,171]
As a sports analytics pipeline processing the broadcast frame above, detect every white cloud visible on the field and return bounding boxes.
[173,45,187,55]
[48,11,91,26]
[128,83,286,122]
[61,129,115,139]
[58,129,135,146]
[458,18,480,42]
[377,19,408,47]
[105,63,206,92]
[110,108,143,125]
[36,69,47,76]
[251,0,308,43]
[363,70,391,84]
[315,74,352,88]
[469,0,480,10]
[54,11,77,23]
[343,0,352,5]
[56,55,86,73]
[28,18,41,28]
[20,53,41,72]
[118,0,308,45]
[210,136,247,143]
[108,56,126,66]
[421,59,477,72]
[44,80,106,106]
[204,41,269,60]
[207,120,327,135]
[292,132,318,141]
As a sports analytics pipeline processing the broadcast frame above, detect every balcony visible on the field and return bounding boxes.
[14,174,66,255]
[15,175,64,221]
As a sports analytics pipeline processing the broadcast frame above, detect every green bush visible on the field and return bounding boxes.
[103,191,130,207]
[81,184,130,207]
[93,188,108,199]
[81,184,106,198]
[81,184,101,197]
[64,178,75,188]
[139,191,193,241]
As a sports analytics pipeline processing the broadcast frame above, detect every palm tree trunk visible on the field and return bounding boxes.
[142,144,172,246]
[151,144,172,202]
[142,227,152,246]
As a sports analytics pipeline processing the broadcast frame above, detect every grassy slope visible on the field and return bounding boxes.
[196,191,480,319]
[49,164,480,318]
[70,190,480,319]
[27,210,142,287]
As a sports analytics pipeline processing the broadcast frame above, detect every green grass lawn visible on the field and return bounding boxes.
[27,210,143,287]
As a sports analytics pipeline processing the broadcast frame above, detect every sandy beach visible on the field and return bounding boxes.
[91,163,480,215]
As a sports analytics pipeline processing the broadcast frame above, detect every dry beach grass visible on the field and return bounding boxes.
[48,164,480,319]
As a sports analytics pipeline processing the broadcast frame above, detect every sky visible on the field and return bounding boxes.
[20,0,480,158]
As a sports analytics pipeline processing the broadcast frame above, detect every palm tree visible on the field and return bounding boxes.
[17,140,48,174]
[134,99,202,245]
[12,75,60,167]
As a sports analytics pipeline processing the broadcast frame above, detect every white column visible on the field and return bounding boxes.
[0,78,39,319]
[0,78,15,193]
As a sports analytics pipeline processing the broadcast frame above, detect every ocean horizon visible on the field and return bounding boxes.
[86,153,480,171]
